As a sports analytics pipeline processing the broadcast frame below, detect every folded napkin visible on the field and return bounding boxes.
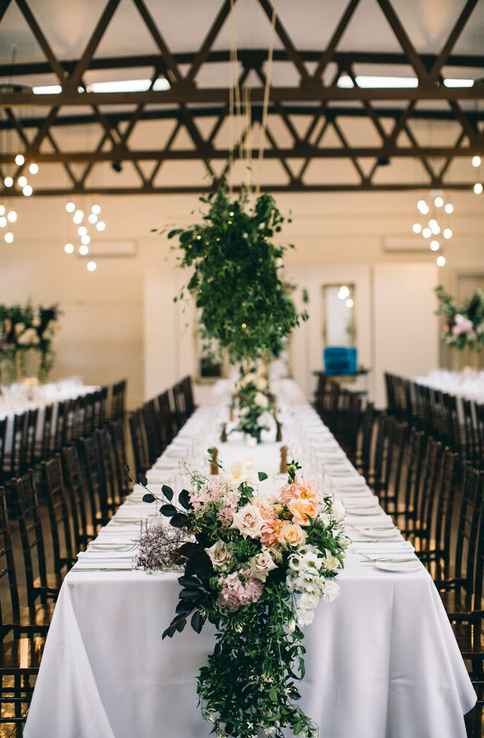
[350,540,414,554]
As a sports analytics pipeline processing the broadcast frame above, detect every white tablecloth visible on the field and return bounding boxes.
[24,380,476,738]
[0,378,98,421]
[416,369,484,404]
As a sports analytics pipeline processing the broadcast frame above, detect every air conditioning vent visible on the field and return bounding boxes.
[77,240,137,258]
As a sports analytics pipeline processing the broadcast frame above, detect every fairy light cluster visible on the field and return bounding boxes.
[63,201,107,272]
[0,204,17,245]
[411,192,454,268]
[2,153,39,197]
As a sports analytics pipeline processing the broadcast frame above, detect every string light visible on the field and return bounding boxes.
[7,210,17,223]
[4,232,14,244]
[434,195,444,208]
[443,227,453,240]
[86,260,97,272]
[0,216,6,228]
[22,185,33,197]
[73,209,84,224]
[17,175,27,188]
[80,234,91,245]
[78,226,87,237]
[473,183,483,195]
[88,213,98,224]
[3,177,13,188]
[422,227,432,239]
[95,220,106,232]
[412,223,422,234]
[436,255,446,267]
[91,204,101,215]
[444,203,454,214]
[79,244,89,256]
[472,155,481,168]
[28,162,39,175]
[64,243,74,254]
[65,201,76,213]
[14,153,24,166]
[430,240,440,251]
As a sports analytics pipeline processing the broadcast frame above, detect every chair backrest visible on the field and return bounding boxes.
[181,375,195,416]
[172,381,187,429]
[0,417,7,484]
[11,412,28,478]
[109,419,130,501]
[0,486,21,630]
[53,400,70,453]
[157,390,175,446]
[9,472,49,620]
[453,464,482,604]
[94,386,108,428]
[40,403,55,460]
[142,401,161,466]
[96,427,120,512]
[62,445,89,550]
[111,380,127,420]
[128,410,149,483]
[78,434,109,530]
[25,407,39,468]
[43,455,74,584]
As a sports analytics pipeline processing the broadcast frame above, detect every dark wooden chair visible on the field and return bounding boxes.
[78,435,110,532]
[96,427,120,514]
[42,456,75,586]
[128,409,150,484]
[38,403,54,462]
[109,419,130,502]
[62,445,91,550]
[0,417,7,484]
[0,486,49,736]
[111,379,127,420]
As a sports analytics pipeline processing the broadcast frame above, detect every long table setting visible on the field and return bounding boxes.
[24,379,476,738]
[0,377,98,420]
[416,368,484,404]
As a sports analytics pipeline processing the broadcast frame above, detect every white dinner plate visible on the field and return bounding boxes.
[357,528,400,540]
[374,560,421,573]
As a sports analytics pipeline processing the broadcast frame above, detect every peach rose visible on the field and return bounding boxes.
[261,519,284,547]
[280,482,300,505]
[288,498,318,526]
[279,522,306,547]
[280,481,317,505]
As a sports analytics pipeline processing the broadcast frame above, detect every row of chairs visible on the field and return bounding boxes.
[0,380,127,487]
[129,375,196,482]
[385,372,484,468]
[317,380,483,738]
[0,380,129,735]
[313,375,365,463]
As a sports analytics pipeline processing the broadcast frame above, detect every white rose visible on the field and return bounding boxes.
[249,550,277,581]
[322,554,340,571]
[231,503,265,539]
[299,550,323,573]
[206,540,232,569]
[322,579,340,602]
[297,607,316,627]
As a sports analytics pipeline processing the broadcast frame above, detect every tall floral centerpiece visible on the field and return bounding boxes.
[435,286,484,351]
[0,304,61,383]
[168,184,307,441]
[142,459,348,738]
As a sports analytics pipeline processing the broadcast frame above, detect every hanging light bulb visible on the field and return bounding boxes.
[28,162,39,175]
[4,232,14,244]
[73,209,84,224]
[88,213,98,224]
[78,226,87,237]
[14,153,25,166]
[472,155,481,168]
[443,227,453,239]
[17,175,27,188]
[422,227,432,239]
[417,199,427,214]
[436,255,446,267]
[473,183,483,195]
[434,195,444,208]
[86,260,97,272]
[91,204,101,215]
[428,218,440,235]
[412,223,422,234]
[3,176,13,188]
[79,244,89,256]
[65,201,76,213]
[64,243,74,254]
[7,210,17,223]
[0,216,6,228]
[430,240,440,251]
[22,185,33,197]
[95,220,106,232]
[444,203,454,214]
[81,233,91,245]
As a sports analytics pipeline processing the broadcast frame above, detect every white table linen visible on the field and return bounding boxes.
[0,377,98,420]
[24,380,476,738]
[416,369,484,403]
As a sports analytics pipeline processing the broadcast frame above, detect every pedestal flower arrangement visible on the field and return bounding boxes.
[0,303,61,382]
[143,460,348,738]
[435,285,484,351]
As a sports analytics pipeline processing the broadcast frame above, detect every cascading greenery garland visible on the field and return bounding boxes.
[168,183,307,365]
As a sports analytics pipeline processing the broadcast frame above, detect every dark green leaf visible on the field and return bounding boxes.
[191,610,206,634]
[258,471,268,481]
[161,485,174,501]
[160,504,177,517]
[142,493,155,503]
[170,513,189,528]
[178,489,191,510]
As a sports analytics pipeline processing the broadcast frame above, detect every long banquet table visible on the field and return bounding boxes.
[24,380,476,738]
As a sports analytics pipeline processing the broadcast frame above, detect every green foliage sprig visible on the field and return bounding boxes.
[168,183,307,364]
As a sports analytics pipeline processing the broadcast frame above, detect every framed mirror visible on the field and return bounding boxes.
[322,283,356,346]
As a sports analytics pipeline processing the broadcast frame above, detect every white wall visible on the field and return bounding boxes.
[2,184,484,408]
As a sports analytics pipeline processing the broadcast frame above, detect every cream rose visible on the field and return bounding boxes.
[322,553,340,571]
[279,522,306,547]
[249,550,277,581]
[206,540,232,569]
[231,503,265,539]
